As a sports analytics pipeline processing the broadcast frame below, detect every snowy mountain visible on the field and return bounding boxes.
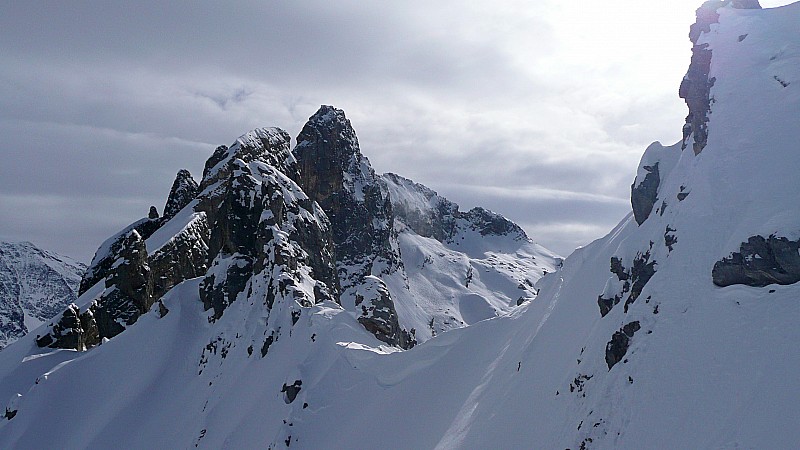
[1,0,799,447]
[0,242,85,349]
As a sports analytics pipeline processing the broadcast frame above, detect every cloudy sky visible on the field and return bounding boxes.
[0,0,792,261]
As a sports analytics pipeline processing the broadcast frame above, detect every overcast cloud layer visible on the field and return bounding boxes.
[0,0,791,261]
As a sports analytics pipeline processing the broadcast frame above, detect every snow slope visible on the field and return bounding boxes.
[0,242,85,349]
[1,2,799,448]
[379,173,560,340]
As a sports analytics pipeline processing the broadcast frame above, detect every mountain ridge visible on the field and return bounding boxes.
[1,1,799,447]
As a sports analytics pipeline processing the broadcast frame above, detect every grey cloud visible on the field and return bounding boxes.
[0,1,692,262]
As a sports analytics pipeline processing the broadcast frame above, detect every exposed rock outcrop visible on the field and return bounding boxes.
[149,213,209,299]
[598,251,656,317]
[292,106,412,347]
[42,185,209,349]
[293,106,400,291]
[355,276,415,349]
[40,229,155,348]
[79,217,161,295]
[605,321,641,370]
[35,304,86,350]
[631,163,660,225]
[163,169,199,220]
[681,0,761,155]
[712,234,800,287]
[630,142,680,226]
[281,380,303,404]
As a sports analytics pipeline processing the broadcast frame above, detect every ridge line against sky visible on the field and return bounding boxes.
[0,0,793,261]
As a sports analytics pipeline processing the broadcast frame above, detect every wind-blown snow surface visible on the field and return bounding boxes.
[377,173,560,340]
[0,242,85,349]
[1,3,800,448]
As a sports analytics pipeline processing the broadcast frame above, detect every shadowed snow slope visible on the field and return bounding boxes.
[1,1,800,448]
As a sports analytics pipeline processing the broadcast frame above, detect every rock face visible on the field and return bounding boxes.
[93,229,153,339]
[0,242,86,349]
[33,304,86,350]
[78,217,161,296]
[163,169,199,220]
[355,276,415,348]
[40,187,210,350]
[195,127,338,321]
[293,106,400,291]
[37,227,163,350]
[380,173,460,242]
[681,0,761,155]
[712,235,800,287]
[630,163,660,225]
[149,213,209,299]
[292,106,411,348]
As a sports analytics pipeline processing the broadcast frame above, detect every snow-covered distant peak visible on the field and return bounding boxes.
[0,241,85,349]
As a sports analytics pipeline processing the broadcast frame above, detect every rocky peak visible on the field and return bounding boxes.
[293,106,400,293]
[163,169,198,220]
[293,106,410,347]
[293,105,365,204]
[40,123,338,351]
[194,126,339,321]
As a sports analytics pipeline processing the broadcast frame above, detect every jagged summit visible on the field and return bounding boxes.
[163,169,198,221]
[293,107,398,285]
[291,106,412,347]
[31,104,556,353]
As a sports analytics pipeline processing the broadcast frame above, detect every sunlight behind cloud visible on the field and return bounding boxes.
[0,0,757,258]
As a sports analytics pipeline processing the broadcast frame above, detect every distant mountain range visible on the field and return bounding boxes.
[0,241,85,349]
